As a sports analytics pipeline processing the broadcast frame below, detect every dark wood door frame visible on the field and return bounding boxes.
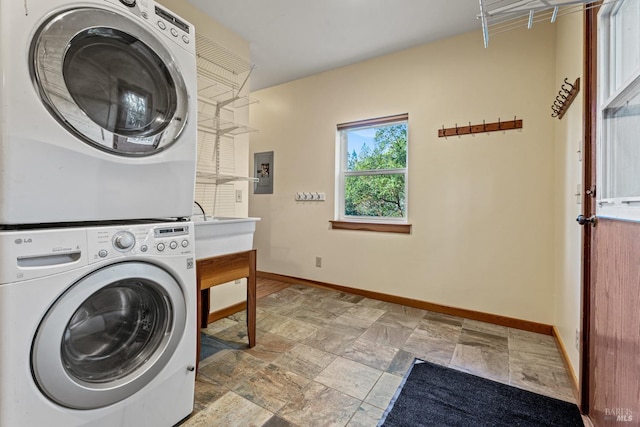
[580,3,598,414]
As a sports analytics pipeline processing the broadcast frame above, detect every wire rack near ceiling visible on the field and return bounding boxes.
[195,33,252,90]
[478,0,612,47]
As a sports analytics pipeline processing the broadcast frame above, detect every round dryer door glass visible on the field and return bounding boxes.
[31,262,187,410]
[30,8,189,156]
[63,28,178,145]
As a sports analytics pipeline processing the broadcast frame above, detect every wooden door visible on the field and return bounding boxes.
[582,5,640,426]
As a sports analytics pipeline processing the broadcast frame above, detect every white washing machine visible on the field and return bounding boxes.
[0,0,197,225]
[0,221,197,426]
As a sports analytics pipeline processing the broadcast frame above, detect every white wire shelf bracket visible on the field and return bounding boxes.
[197,118,257,136]
[196,171,258,185]
[197,75,259,109]
[477,0,619,47]
[198,93,259,109]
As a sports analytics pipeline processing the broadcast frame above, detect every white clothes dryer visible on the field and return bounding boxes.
[0,221,197,426]
[0,0,197,225]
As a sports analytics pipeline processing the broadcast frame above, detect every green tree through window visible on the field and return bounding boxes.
[342,121,407,219]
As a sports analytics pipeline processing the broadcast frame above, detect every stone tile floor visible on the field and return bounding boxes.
[180,284,581,427]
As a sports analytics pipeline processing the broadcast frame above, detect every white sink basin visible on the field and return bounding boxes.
[193,216,260,259]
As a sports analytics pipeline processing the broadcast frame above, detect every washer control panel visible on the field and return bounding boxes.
[88,222,193,262]
[0,228,89,283]
[112,231,136,252]
[0,222,195,283]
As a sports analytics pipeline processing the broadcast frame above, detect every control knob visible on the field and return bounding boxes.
[113,231,136,251]
[120,0,136,6]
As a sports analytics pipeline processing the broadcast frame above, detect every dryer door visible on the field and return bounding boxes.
[32,262,187,410]
[30,7,189,156]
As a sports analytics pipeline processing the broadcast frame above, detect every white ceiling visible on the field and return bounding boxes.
[187,0,483,91]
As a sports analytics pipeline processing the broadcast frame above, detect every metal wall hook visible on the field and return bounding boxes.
[563,77,575,90]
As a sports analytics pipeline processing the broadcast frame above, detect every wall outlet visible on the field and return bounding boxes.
[235,189,242,203]
[315,256,322,267]
[576,184,582,205]
[575,329,580,350]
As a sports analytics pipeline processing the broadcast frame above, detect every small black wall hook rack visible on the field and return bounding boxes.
[551,77,580,119]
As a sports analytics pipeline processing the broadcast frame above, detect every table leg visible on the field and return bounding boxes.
[196,284,201,372]
[200,288,210,328]
[247,249,256,348]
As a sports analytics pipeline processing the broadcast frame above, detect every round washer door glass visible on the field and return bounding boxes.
[32,262,187,410]
[62,281,169,383]
[30,8,189,156]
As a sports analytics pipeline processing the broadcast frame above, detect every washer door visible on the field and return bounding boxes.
[31,262,187,410]
[30,7,189,156]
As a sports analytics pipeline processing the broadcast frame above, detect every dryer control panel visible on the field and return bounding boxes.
[104,0,195,53]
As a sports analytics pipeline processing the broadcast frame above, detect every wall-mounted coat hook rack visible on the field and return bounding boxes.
[551,77,580,119]
[438,117,523,138]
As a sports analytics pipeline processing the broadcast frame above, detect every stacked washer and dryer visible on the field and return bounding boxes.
[0,0,199,425]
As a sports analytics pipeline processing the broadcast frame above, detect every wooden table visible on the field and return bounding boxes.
[195,250,256,368]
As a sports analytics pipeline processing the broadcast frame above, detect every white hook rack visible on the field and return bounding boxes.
[295,192,326,201]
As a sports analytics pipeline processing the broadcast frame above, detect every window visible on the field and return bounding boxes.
[334,114,408,228]
[597,0,640,221]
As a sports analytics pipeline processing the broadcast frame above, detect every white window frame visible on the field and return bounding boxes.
[335,114,409,224]
[597,0,640,221]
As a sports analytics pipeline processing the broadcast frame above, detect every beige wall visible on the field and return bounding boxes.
[553,12,584,380]
[250,25,559,324]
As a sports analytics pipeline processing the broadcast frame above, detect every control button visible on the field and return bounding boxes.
[169,241,178,250]
[182,35,190,44]
[98,249,108,258]
[157,21,166,30]
[170,28,178,37]
[141,11,148,19]
[157,243,165,252]
[140,245,148,252]
[113,231,135,251]
[181,239,189,248]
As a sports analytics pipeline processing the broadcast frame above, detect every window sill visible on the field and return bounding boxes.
[329,220,411,234]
